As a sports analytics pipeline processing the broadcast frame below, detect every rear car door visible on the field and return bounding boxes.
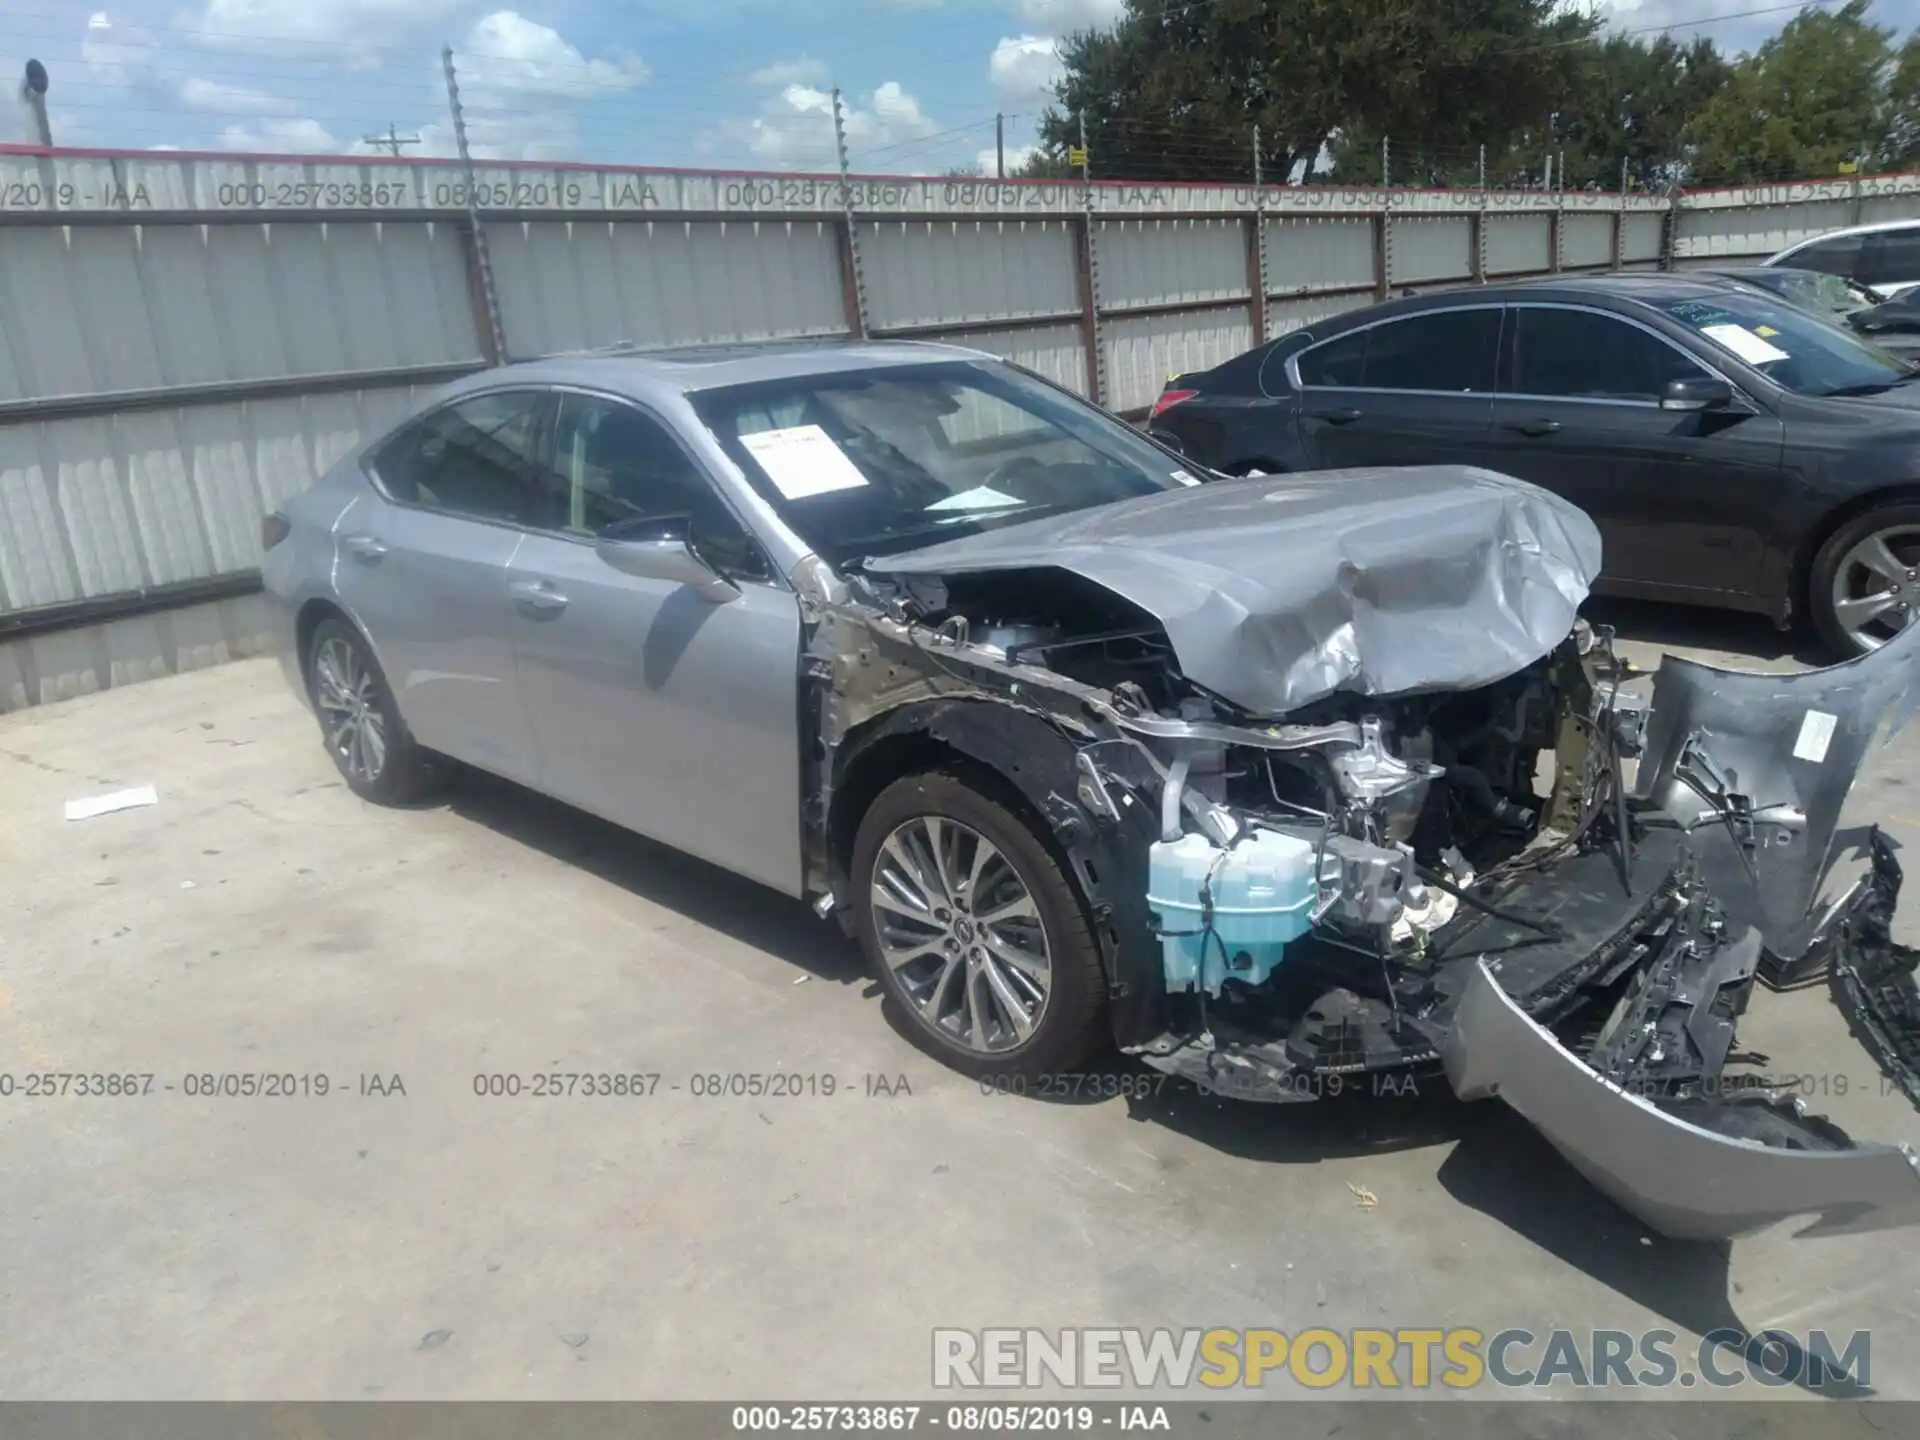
[1292,307,1500,469]
[504,390,805,895]
[1483,304,1785,599]
[337,389,549,783]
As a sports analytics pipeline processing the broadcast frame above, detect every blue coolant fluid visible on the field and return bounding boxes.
[1148,829,1318,996]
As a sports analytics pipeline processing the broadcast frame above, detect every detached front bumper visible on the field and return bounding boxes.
[1443,624,1920,1241]
[1448,946,1920,1241]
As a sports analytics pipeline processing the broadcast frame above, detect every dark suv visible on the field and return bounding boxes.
[1147,273,1920,655]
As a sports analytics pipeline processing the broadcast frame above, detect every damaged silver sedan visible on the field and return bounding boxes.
[260,341,1920,1242]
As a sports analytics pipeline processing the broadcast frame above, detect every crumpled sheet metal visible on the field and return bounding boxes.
[869,466,1602,716]
[1636,620,1920,958]
[1446,958,1920,1240]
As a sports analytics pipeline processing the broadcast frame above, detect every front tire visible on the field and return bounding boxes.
[850,771,1107,1079]
[1809,503,1920,657]
[306,618,435,804]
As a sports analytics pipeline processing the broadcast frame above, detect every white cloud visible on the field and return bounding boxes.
[976,143,1038,175]
[409,13,647,161]
[989,35,1064,105]
[749,57,830,88]
[82,11,156,87]
[189,0,466,50]
[179,77,296,114]
[710,80,939,171]
[459,10,648,98]
[1012,0,1125,30]
[215,117,342,152]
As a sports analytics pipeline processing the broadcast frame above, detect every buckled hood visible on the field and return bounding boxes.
[868,466,1603,715]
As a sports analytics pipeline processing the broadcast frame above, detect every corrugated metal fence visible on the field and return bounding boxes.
[0,146,1915,709]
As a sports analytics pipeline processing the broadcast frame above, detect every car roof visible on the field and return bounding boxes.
[1772,219,1920,254]
[439,338,992,404]
[1325,271,1745,327]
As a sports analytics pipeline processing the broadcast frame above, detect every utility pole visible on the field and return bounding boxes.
[1478,144,1486,191]
[995,112,1005,179]
[1381,135,1390,188]
[362,122,420,158]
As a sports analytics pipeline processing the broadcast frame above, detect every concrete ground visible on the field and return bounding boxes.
[2,598,1918,1404]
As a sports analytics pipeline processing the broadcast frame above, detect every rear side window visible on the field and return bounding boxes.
[375,390,548,526]
[1859,229,1920,288]
[1297,329,1367,387]
[1362,310,1499,391]
[1296,310,1499,392]
[1788,233,1865,279]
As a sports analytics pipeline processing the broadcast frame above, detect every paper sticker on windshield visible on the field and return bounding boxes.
[739,425,869,499]
[927,485,1021,512]
[1793,708,1838,764]
[1703,323,1790,366]
[1170,469,1201,486]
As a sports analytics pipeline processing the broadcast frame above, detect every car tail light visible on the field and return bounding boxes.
[261,512,291,550]
[1150,388,1198,418]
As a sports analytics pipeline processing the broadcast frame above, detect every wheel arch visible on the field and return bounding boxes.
[824,698,1169,1049]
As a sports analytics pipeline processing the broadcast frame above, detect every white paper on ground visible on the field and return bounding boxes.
[1792,708,1838,764]
[739,425,870,499]
[64,785,158,821]
[1702,323,1790,366]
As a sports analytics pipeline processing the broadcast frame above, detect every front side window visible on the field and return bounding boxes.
[1511,308,1708,402]
[690,361,1189,566]
[374,390,547,525]
[1651,290,1913,397]
[544,394,767,579]
[1296,310,1499,393]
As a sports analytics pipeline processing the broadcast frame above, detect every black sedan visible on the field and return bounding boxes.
[1148,274,1920,655]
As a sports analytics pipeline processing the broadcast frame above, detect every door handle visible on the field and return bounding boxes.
[343,534,387,562]
[1502,419,1562,437]
[1310,406,1364,425]
[508,579,569,617]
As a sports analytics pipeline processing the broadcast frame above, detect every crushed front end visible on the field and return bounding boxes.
[833,470,1920,1241]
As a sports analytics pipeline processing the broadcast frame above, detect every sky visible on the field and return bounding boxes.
[3,0,1919,174]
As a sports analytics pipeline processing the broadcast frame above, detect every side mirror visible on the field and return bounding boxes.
[594,513,742,604]
[1661,377,1734,412]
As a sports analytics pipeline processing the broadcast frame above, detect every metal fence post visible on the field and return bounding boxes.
[1248,125,1270,344]
[831,88,871,340]
[441,46,506,364]
[1381,135,1391,189]
[1078,113,1107,408]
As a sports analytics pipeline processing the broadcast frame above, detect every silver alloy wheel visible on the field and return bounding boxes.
[313,636,388,784]
[1831,525,1920,651]
[869,815,1052,1054]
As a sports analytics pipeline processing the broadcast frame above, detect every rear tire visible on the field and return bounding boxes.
[850,770,1108,1080]
[1808,502,1920,658]
[306,618,436,804]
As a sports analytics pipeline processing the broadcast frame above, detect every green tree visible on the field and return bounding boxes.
[1883,32,1920,166]
[1686,1,1895,184]
[1031,0,1598,184]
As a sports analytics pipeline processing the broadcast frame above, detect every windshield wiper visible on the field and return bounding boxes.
[1824,375,1919,396]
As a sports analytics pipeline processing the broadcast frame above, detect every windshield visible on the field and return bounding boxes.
[1652,290,1913,396]
[691,360,1193,565]
[1760,269,1870,316]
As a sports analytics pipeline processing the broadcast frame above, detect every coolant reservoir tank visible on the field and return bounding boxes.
[1148,829,1318,997]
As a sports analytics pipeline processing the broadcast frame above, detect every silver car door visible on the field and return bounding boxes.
[335,389,549,785]
[504,389,805,895]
